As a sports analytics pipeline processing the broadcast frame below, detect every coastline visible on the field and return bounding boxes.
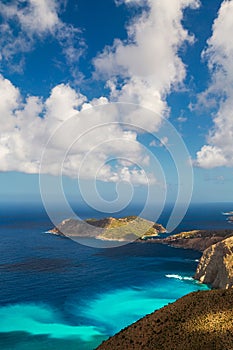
[1,204,233,350]
[95,223,233,349]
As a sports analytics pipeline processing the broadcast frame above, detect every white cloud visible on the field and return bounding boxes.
[45,84,86,122]
[0,74,157,184]
[97,165,156,185]
[11,0,59,35]
[0,1,200,183]
[149,136,168,148]
[0,0,84,73]
[177,116,187,123]
[195,0,233,168]
[149,140,157,147]
[94,0,200,131]
[0,75,21,131]
[195,145,227,169]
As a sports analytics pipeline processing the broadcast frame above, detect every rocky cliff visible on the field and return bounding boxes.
[156,229,233,289]
[95,228,233,349]
[194,236,233,289]
[158,229,233,251]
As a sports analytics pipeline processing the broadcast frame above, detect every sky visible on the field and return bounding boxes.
[0,0,233,209]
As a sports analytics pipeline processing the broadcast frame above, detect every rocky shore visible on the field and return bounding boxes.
[156,229,233,289]
[157,229,233,251]
[96,227,233,349]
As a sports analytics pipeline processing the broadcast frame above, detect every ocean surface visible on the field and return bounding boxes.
[0,202,232,350]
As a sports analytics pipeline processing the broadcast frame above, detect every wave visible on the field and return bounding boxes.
[185,259,199,262]
[222,211,233,215]
[165,274,193,281]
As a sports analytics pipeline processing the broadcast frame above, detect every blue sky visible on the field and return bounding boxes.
[0,0,233,208]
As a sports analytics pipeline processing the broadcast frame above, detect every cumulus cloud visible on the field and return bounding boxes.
[195,145,227,169]
[0,0,84,73]
[0,0,200,183]
[195,0,233,168]
[0,74,158,184]
[3,0,60,35]
[94,0,200,131]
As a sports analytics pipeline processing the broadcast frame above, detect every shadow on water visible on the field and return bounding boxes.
[0,331,106,350]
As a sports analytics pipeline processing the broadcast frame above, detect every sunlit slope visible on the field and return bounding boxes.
[97,289,233,350]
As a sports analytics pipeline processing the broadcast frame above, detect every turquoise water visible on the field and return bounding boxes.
[0,202,232,349]
[78,276,209,334]
[0,275,208,349]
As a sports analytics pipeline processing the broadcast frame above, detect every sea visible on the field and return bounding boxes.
[0,202,232,350]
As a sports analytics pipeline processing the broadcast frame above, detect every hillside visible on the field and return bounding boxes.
[96,289,233,350]
[49,216,166,241]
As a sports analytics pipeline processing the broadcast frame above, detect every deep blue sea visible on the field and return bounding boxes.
[0,202,232,350]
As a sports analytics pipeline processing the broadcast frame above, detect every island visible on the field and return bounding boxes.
[49,221,233,287]
[48,216,166,241]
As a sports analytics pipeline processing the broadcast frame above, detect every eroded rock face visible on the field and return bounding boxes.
[159,229,233,251]
[194,236,233,289]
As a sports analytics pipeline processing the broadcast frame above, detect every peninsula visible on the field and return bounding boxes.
[157,229,233,251]
[156,229,233,289]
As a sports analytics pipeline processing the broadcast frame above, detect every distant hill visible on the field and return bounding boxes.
[48,216,166,241]
[96,289,233,350]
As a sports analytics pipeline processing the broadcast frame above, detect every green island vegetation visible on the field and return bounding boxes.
[49,216,166,241]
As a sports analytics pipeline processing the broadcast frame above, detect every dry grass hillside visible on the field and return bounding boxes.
[96,289,233,350]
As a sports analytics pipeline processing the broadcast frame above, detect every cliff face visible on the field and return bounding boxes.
[157,229,233,289]
[96,289,233,350]
[194,236,233,289]
[159,229,233,251]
